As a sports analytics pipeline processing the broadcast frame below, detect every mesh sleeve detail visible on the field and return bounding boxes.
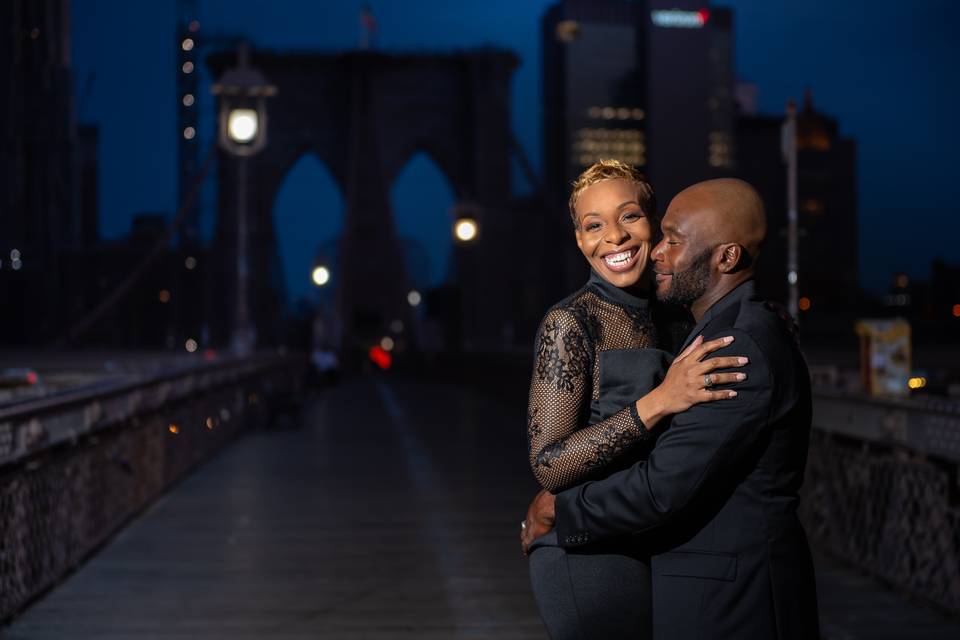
[526,306,652,493]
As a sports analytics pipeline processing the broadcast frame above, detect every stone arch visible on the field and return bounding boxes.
[270,150,345,305]
[211,49,517,349]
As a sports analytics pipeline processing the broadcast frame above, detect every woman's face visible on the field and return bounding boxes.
[574,178,654,290]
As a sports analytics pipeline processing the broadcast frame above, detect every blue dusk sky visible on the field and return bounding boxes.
[71,0,958,301]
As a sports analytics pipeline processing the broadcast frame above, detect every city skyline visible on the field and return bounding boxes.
[70,0,959,298]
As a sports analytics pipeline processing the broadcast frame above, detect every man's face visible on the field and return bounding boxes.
[573,179,654,290]
[651,201,716,305]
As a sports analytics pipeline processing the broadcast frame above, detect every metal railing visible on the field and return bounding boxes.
[801,390,960,614]
[0,354,305,621]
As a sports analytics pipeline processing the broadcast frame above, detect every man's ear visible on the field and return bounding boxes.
[717,243,744,273]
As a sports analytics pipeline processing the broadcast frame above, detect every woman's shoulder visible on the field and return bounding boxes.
[538,285,597,328]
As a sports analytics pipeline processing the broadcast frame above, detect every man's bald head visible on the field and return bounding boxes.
[670,178,766,263]
[653,178,767,318]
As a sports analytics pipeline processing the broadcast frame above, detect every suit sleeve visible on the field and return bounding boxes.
[553,328,773,547]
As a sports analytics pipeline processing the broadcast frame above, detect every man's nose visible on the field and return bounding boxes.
[651,238,666,261]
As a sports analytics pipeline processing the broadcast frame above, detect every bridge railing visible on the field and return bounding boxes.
[801,390,960,615]
[0,354,306,622]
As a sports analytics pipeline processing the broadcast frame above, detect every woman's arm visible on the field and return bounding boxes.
[527,311,748,493]
[527,307,654,493]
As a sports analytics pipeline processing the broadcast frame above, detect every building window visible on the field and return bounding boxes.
[573,128,646,167]
[555,20,580,43]
[802,198,825,215]
[587,107,644,121]
[708,131,733,168]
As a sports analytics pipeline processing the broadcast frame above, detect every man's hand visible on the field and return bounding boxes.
[521,489,556,555]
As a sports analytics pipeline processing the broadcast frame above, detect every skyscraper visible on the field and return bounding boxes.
[0,0,79,343]
[542,0,735,291]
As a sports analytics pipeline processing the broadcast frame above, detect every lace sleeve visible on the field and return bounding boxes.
[526,307,654,493]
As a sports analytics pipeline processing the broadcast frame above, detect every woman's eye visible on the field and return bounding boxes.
[622,212,643,221]
[585,223,601,231]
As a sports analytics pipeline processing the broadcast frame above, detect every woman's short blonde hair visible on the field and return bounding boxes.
[568,159,656,228]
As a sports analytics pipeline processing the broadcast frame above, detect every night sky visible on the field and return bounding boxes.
[71,0,959,302]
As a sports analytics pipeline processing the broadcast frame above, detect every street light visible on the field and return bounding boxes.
[451,201,482,245]
[453,217,479,243]
[212,44,276,157]
[212,43,277,355]
[312,265,331,287]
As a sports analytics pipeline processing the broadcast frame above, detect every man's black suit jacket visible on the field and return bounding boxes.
[554,280,819,639]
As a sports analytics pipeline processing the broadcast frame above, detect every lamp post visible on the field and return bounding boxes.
[212,43,276,355]
[782,101,799,322]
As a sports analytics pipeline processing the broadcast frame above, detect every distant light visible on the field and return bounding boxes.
[407,290,422,306]
[454,218,479,243]
[205,416,216,429]
[311,265,331,286]
[227,109,258,143]
[602,107,616,119]
[181,38,195,51]
[896,274,909,288]
[908,377,927,390]
[185,338,198,353]
[168,424,179,434]
[188,20,200,32]
[203,348,217,361]
[798,297,811,311]
[26,371,38,385]
[158,289,171,303]
[182,93,195,107]
[30,28,40,40]
[185,255,197,270]
[953,304,960,318]
[631,108,645,120]
[787,271,798,285]
[651,9,708,28]
[390,319,404,333]
[10,249,20,260]
[11,259,22,271]
[369,345,392,370]
[380,336,395,352]
[183,126,196,140]
[182,61,194,74]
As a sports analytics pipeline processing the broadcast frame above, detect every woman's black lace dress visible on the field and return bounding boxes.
[526,271,689,640]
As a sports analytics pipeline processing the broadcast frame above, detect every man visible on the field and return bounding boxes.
[522,178,819,639]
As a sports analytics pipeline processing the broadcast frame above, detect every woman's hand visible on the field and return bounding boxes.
[635,335,748,429]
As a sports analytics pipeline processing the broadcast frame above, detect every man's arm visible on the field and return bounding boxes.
[553,329,774,547]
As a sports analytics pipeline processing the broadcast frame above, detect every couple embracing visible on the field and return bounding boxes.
[521,160,819,639]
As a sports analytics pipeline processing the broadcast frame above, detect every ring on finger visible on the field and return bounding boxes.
[704,373,713,388]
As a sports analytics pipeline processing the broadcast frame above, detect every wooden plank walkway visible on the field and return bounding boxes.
[4,374,960,638]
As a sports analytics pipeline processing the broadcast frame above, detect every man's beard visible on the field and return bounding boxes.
[657,248,713,306]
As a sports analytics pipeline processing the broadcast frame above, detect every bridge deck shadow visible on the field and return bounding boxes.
[3,374,959,638]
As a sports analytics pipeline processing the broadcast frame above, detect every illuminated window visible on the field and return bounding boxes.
[802,198,825,215]
[573,128,646,167]
[708,131,733,169]
[555,20,580,42]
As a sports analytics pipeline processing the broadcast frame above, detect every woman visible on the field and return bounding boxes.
[525,160,746,639]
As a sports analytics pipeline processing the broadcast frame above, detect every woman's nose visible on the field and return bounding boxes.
[604,223,629,245]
